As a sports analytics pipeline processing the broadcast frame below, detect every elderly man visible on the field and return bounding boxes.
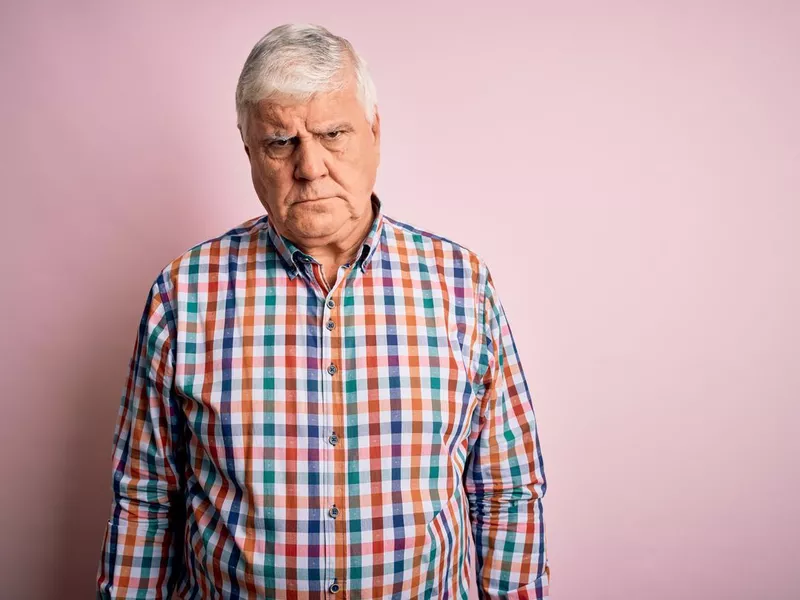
[97,23,549,599]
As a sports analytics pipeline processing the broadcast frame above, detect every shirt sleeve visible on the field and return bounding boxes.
[464,266,550,599]
[97,274,185,599]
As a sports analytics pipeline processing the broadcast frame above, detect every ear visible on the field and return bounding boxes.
[371,108,381,146]
[238,125,251,160]
[371,109,381,168]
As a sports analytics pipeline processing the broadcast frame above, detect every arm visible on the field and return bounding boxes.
[97,273,185,599]
[464,267,550,599]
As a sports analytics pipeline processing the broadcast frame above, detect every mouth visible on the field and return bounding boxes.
[295,197,332,204]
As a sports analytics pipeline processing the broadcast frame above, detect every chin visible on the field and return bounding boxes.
[291,214,342,239]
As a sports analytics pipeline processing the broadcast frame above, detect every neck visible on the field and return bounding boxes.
[296,203,375,269]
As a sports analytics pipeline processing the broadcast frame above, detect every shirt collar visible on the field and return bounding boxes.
[265,193,384,278]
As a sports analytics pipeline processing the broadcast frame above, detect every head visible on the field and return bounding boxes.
[235,24,381,251]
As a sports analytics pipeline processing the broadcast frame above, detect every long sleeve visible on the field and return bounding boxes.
[464,267,550,599]
[97,273,186,599]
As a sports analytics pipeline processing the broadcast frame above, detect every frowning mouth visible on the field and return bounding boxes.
[295,197,332,204]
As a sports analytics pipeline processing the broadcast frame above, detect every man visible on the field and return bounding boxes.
[97,23,549,599]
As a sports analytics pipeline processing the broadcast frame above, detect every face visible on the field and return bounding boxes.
[240,75,381,250]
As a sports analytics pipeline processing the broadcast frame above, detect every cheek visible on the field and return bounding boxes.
[341,143,379,187]
[252,158,291,191]
[336,143,369,172]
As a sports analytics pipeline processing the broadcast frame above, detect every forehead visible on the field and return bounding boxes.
[249,83,364,133]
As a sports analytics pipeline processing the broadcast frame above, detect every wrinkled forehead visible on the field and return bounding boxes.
[246,77,363,134]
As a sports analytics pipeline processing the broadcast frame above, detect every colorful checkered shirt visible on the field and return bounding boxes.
[97,195,549,599]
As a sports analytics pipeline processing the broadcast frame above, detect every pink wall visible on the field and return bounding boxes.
[1,1,798,598]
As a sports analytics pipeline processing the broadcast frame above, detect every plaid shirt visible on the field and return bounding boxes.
[97,195,549,599]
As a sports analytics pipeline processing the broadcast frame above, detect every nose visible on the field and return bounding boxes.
[294,138,328,181]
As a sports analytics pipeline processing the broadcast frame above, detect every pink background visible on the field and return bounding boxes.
[1,1,798,598]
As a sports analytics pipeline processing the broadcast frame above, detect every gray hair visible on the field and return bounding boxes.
[235,24,378,136]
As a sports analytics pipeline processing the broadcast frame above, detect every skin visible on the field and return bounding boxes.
[239,71,381,287]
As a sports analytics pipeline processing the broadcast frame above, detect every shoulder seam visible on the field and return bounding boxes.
[382,214,482,259]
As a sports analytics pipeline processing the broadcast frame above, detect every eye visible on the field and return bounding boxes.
[264,137,296,156]
[325,130,343,139]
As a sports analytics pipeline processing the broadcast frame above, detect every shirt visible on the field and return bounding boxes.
[97,194,549,599]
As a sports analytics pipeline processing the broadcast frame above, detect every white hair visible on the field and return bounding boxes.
[235,24,378,136]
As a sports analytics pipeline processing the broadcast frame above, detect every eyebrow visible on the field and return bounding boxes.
[307,122,353,135]
[262,122,354,139]
[262,133,295,143]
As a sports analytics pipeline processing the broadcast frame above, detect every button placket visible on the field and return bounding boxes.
[325,278,350,597]
[319,288,337,591]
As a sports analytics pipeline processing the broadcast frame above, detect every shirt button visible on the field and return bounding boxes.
[328,433,339,446]
[329,582,341,594]
[327,363,337,376]
[328,505,339,519]
[326,319,335,331]
[326,299,335,309]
